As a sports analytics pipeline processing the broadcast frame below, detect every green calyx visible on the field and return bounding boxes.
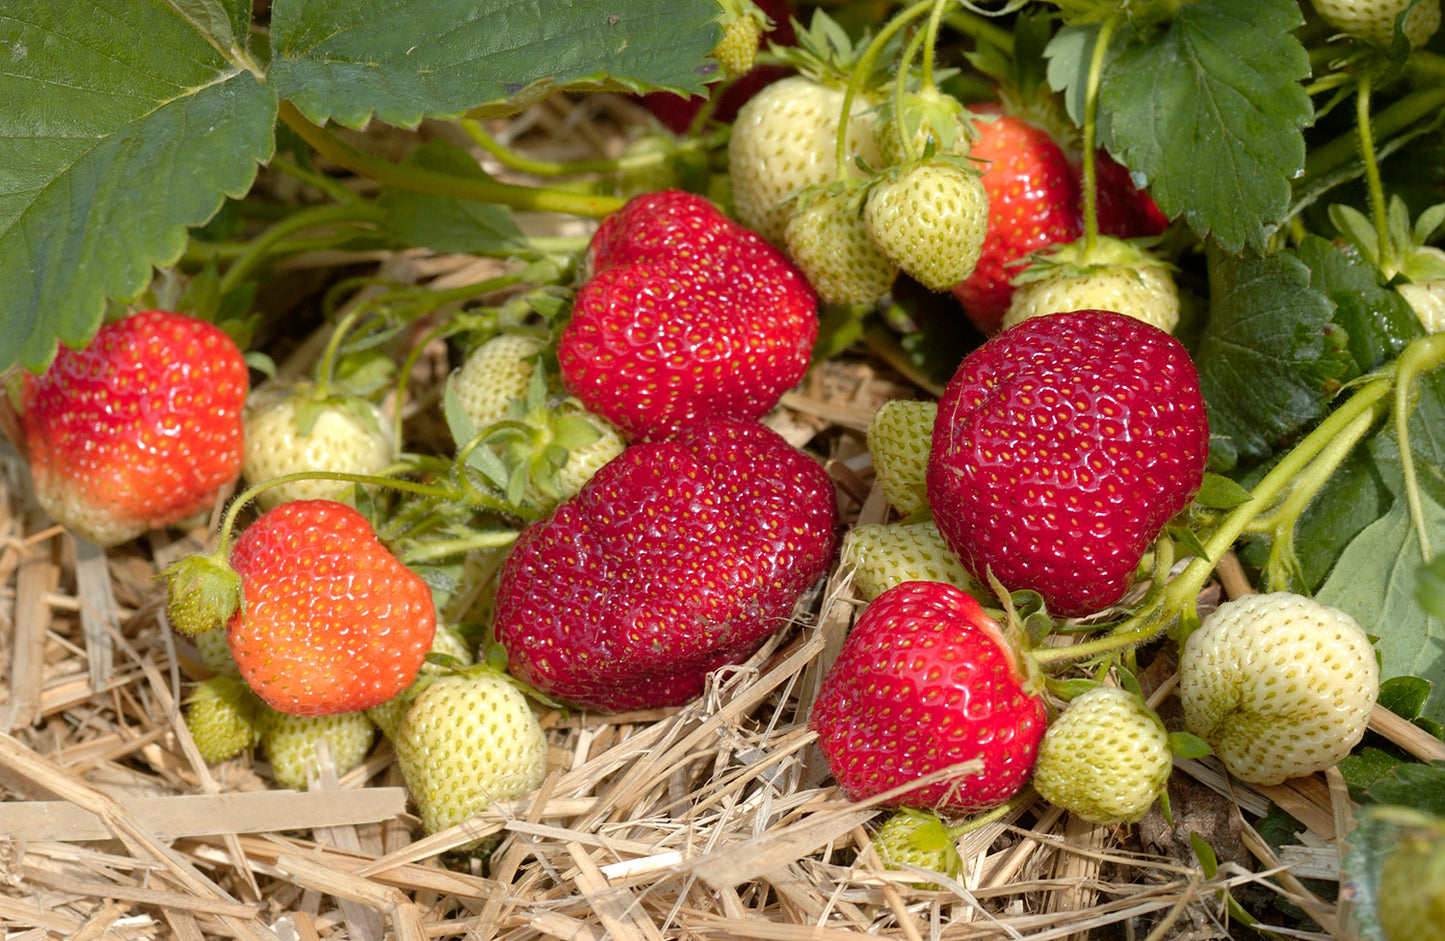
[162,550,243,638]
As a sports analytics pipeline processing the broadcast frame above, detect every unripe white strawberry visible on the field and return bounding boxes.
[864,161,989,292]
[453,334,547,429]
[866,398,936,517]
[365,624,475,741]
[1180,592,1378,785]
[729,75,883,245]
[842,521,975,602]
[1398,279,1445,333]
[1032,686,1172,824]
[1003,236,1179,334]
[259,707,377,790]
[1312,0,1441,48]
[394,668,548,834]
[872,810,962,889]
[783,187,899,307]
[242,384,395,511]
[192,625,241,678]
[552,409,627,499]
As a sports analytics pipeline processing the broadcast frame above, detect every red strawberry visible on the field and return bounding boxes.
[494,416,838,712]
[560,191,818,441]
[1093,151,1169,240]
[226,500,436,716]
[951,110,1081,335]
[19,310,248,547]
[927,311,1209,617]
[810,581,1046,812]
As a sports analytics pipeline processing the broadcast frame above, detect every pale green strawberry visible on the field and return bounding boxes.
[866,399,936,517]
[1180,592,1378,785]
[1312,0,1440,47]
[783,186,899,307]
[712,1,764,78]
[872,809,962,889]
[842,521,975,602]
[875,85,976,167]
[453,334,547,429]
[185,676,261,763]
[552,408,627,499]
[259,707,377,790]
[1002,237,1179,334]
[1399,280,1445,332]
[366,624,476,741]
[192,625,241,678]
[864,160,989,292]
[393,668,548,834]
[243,383,395,510]
[1377,813,1445,941]
[1031,686,1172,824]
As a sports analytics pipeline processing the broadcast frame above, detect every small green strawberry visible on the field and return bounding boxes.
[1180,592,1378,785]
[185,676,261,763]
[242,382,396,510]
[1002,236,1179,334]
[393,667,548,834]
[1312,0,1441,47]
[842,521,975,602]
[783,186,899,308]
[864,160,989,292]
[452,334,548,429]
[191,625,241,678]
[712,0,767,78]
[1376,811,1445,941]
[866,399,936,517]
[259,707,377,790]
[1031,686,1172,825]
[872,809,963,889]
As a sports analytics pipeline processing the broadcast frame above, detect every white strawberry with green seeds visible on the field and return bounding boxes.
[259,707,378,790]
[783,186,899,308]
[1002,236,1179,334]
[1312,0,1441,47]
[1180,592,1378,785]
[842,521,975,602]
[864,159,989,292]
[452,333,548,429]
[185,676,261,763]
[865,398,936,518]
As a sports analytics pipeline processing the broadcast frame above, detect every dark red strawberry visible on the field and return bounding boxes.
[926,310,1209,618]
[561,190,818,441]
[20,309,248,547]
[811,581,1046,813]
[1094,150,1170,239]
[494,416,838,712]
[951,109,1081,335]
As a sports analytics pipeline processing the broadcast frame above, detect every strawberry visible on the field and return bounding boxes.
[1399,279,1445,332]
[872,809,963,889]
[729,74,883,245]
[452,333,548,429]
[1179,592,1378,785]
[950,111,1082,335]
[866,398,936,517]
[365,623,475,742]
[1002,237,1180,334]
[782,186,899,308]
[19,309,248,546]
[494,417,838,712]
[560,191,818,441]
[841,521,976,603]
[874,85,976,167]
[242,383,396,510]
[1376,812,1445,941]
[1093,151,1170,240]
[259,707,377,790]
[393,667,548,834]
[184,676,262,763]
[1311,0,1441,47]
[863,159,989,292]
[226,500,437,716]
[810,581,1047,813]
[192,625,241,678]
[927,311,1209,618]
[1031,686,1172,824]
[712,0,765,79]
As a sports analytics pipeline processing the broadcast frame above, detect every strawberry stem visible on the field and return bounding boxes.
[835,0,938,179]
[1078,15,1120,256]
[461,118,728,177]
[277,101,625,219]
[216,201,385,296]
[1355,72,1393,274]
[1393,332,1445,561]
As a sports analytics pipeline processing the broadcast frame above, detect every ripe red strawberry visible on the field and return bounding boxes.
[494,417,838,712]
[1093,151,1169,240]
[560,191,818,441]
[810,581,1046,812]
[951,111,1081,335]
[226,500,436,716]
[927,311,1209,618]
[20,309,248,546]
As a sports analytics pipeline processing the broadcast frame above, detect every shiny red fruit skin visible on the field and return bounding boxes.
[951,111,1081,335]
[495,417,839,713]
[811,581,1047,813]
[927,310,1209,618]
[1094,151,1170,239]
[227,500,436,717]
[21,309,248,547]
[561,191,817,441]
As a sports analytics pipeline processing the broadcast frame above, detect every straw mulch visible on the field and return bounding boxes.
[4,95,1445,941]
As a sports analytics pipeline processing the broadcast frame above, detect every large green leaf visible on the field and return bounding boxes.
[0,1,276,372]
[269,0,722,129]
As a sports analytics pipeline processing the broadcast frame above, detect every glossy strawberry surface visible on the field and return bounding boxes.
[811,580,1046,812]
[494,417,838,712]
[21,309,248,546]
[927,310,1209,617]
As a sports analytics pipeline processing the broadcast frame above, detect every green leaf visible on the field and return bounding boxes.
[0,2,276,372]
[1295,235,1424,381]
[1195,243,1347,471]
[1192,473,1253,509]
[1317,495,1445,725]
[377,142,529,255]
[166,0,252,55]
[1420,553,1445,620]
[1378,674,1435,720]
[1052,0,1312,253]
[1364,762,1445,814]
[1371,368,1445,508]
[269,0,722,129]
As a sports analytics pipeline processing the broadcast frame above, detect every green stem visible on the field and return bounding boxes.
[835,0,938,179]
[1302,83,1445,187]
[1393,332,1445,561]
[401,530,520,565]
[943,10,1014,54]
[309,305,368,399]
[217,201,385,295]
[1080,15,1119,255]
[891,25,931,165]
[278,101,624,219]
[1355,72,1392,273]
[267,156,361,204]
[919,0,952,93]
[461,118,728,177]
